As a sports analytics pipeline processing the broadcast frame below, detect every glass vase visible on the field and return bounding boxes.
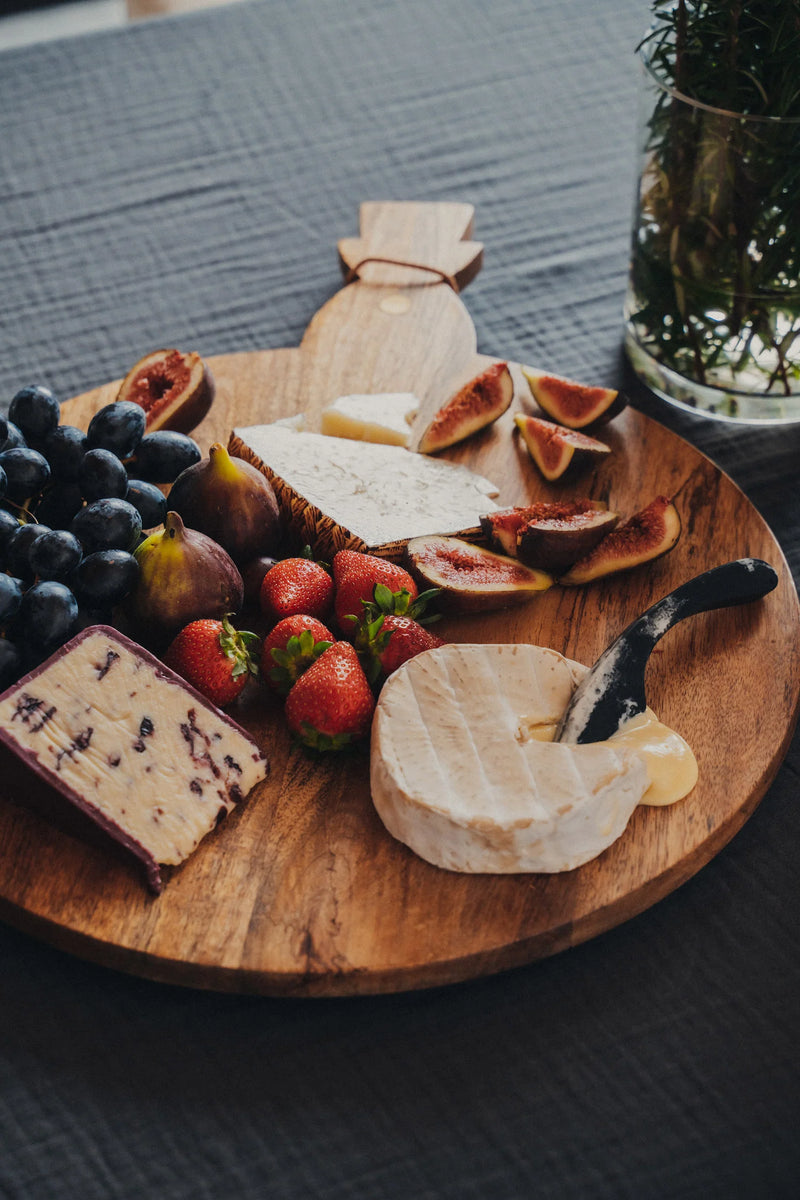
[624,46,800,423]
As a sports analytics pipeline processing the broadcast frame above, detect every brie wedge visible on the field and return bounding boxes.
[371,643,677,874]
[320,392,420,447]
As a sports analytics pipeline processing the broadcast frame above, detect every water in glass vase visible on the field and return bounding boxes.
[625,42,800,424]
[625,247,800,422]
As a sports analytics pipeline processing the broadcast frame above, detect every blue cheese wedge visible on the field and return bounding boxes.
[0,625,268,892]
[230,423,499,560]
[320,392,420,447]
[371,643,661,874]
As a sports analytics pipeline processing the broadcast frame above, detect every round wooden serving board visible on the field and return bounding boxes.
[0,203,798,996]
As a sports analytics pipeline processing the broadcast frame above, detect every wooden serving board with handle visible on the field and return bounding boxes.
[0,202,798,996]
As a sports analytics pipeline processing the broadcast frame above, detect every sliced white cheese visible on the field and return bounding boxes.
[370,643,651,874]
[271,412,306,431]
[233,424,499,552]
[320,392,420,447]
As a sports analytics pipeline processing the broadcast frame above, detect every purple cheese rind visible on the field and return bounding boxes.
[0,624,268,894]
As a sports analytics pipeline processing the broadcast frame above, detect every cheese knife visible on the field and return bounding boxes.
[554,558,779,745]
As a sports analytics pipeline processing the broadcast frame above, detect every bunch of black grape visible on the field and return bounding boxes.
[0,384,200,689]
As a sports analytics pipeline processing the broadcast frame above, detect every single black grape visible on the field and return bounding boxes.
[0,465,6,502]
[86,401,146,459]
[70,497,142,554]
[28,529,84,582]
[8,384,60,444]
[6,522,51,581]
[72,549,139,608]
[0,421,27,452]
[42,424,87,482]
[34,484,85,531]
[0,574,23,625]
[0,637,23,690]
[17,580,79,652]
[0,417,7,447]
[79,447,128,501]
[125,478,167,529]
[0,447,51,504]
[0,509,20,565]
[126,431,201,483]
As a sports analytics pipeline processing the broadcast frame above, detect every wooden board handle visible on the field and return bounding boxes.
[338,201,483,290]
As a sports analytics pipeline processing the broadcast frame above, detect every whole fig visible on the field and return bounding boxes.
[130,511,243,640]
[167,442,281,566]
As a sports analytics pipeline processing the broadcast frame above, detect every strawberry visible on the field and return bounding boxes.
[354,612,445,681]
[284,640,376,751]
[332,549,419,630]
[164,614,260,707]
[259,555,334,623]
[261,614,334,695]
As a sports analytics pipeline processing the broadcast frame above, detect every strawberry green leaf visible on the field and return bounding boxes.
[295,721,355,753]
[219,614,261,679]
[268,635,333,695]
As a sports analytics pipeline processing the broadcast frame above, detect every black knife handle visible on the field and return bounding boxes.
[555,558,778,745]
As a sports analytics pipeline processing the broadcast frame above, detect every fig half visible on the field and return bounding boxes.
[516,502,620,573]
[418,362,513,454]
[480,498,610,559]
[559,495,681,585]
[521,366,625,429]
[479,505,545,557]
[117,348,215,434]
[404,534,552,613]
[514,414,610,481]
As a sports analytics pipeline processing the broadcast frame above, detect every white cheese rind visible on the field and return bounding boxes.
[320,392,420,447]
[0,626,268,889]
[233,424,499,548]
[370,643,649,874]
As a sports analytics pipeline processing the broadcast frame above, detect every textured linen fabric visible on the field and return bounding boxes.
[1,1,799,1197]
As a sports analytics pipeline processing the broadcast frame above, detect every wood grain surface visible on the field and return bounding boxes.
[0,203,798,996]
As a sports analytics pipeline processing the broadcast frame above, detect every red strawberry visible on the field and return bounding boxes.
[259,556,334,623]
[332,549,418,630]
[374,614,445,675]
[351,610,444,681]
[164,614,260,707]
[261,614,334,695]
[284,641,376,751]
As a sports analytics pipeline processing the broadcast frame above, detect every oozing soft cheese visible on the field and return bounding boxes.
[609,709,698,806]
[0,627,267,881]
[370,643,696,874]
[234,424,499,548]
[320,392,420,447]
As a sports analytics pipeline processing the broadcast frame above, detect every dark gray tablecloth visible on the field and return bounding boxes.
[1,2,799,1197]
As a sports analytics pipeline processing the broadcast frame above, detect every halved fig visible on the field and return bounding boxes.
[404,534,552,613]
[480,498,610,560]
[417,362,513,454]
[516,502,620,573]
[479,505,542,556]
[559,495,681,586]
[116,349,215,434]
[514,414,610,481]
[521,366,625,429]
